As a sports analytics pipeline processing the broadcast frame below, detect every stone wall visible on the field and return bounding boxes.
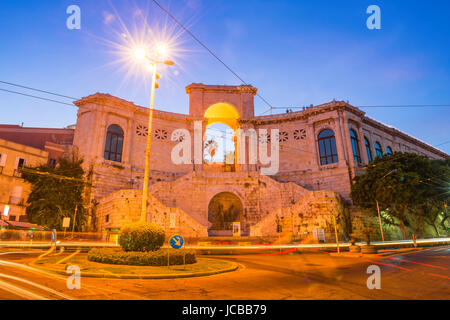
[96,189,207,238]
[147,171,309,234]
[250,190,349,240]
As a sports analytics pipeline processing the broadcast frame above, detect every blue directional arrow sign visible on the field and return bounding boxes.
[170,235,184,249]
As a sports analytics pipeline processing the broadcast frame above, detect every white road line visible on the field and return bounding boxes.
[0,273,74,300]
[0,279,49,300]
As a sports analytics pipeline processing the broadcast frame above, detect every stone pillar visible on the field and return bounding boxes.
[341,112,354,168]
[307,121,320,169]
[358,124,368,164]
[335,112,348,167]
[95,108,108,162]
[193,119,206,172]
[125,116,134,166]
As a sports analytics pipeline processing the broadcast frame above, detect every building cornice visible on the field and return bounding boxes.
[74,93,192,123]
[362,116,449,158]
[185,83,258,95]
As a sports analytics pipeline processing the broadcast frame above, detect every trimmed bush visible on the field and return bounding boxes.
[87,248,196,266]
[118,222,165,252]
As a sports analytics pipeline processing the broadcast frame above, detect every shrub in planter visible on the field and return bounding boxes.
[119,222,165,252]
[87,248,196,266]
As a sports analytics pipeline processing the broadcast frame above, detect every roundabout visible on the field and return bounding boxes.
[29,253,239,279]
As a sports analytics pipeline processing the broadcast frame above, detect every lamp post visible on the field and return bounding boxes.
[134,45,174,222]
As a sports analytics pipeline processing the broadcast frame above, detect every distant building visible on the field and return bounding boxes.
[0,138,48,222]
[1,84,448,239]
[0,126,74,222]
[71,84,448,238]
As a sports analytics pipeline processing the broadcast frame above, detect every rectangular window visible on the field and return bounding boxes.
[17,158,25,168]
[48,159,57,168]
[105,214,110,223]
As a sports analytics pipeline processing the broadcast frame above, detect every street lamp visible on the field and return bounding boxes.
[133,45,174,222]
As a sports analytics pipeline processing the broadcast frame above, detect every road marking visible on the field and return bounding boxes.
[0,273,74,300]
[0,279,49,300]
[56,249,80,264]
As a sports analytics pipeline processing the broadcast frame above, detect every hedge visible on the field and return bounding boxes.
[87,248,197,266]
[118,222,165,252]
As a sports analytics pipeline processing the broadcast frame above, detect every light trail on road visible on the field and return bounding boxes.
[0,273,74,300]
[0,279,49,300]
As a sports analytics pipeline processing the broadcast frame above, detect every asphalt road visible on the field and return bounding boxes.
[0,246,448,300]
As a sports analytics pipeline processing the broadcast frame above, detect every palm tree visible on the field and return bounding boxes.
[204,139,218,162]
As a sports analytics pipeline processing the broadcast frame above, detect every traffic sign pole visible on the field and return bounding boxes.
[169,235,184,268]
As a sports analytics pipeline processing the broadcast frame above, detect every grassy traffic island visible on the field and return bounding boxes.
[30,253,238,279]
[30,222,238,279]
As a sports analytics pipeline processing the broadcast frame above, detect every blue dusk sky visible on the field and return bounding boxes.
[0,0,449,152]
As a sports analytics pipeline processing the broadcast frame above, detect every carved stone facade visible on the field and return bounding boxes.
[71,84,447,237]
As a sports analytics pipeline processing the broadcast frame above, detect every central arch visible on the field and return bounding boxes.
[203,103,239,168]
[204,103,240,130]
[208,192,243,236]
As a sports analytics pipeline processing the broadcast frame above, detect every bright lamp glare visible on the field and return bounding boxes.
[133,47,147,60]
[3,205,10,217]
[156,43,168,57]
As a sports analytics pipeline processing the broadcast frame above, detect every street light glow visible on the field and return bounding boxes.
[155,43,168,57]
[133,47,147,60]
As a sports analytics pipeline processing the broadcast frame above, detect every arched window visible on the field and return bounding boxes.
[318,129,338,165]
[104,124,124,162]
[374,141,383,158]
[386,146,393,156]
[364,137,372,162]
[349,129,361,164]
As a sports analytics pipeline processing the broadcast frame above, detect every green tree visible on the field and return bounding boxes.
[22,156,86,231]
[351,152,450,239]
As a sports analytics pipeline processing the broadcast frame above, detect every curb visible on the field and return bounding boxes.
[329,248,423,258]
[29,258,239,279]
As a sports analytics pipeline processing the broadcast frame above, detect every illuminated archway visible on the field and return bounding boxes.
[203,103,239,165]
[204,103,240,130]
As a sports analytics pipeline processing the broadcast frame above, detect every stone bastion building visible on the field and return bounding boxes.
[66,83,447,240]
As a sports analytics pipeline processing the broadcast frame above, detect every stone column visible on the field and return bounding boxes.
[341,111,354,168]
[358,124,368,164]
[335,112,348,167]
[95,107,108,162]
[125,116,134,166]
[307,121,320,169]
